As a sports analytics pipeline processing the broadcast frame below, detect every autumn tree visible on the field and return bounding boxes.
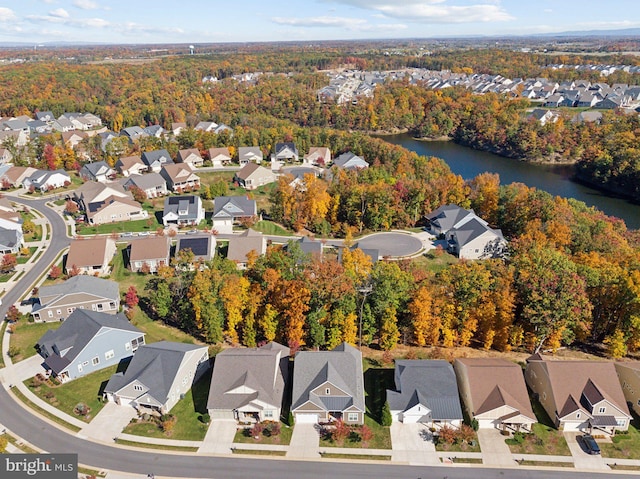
[48,264,62,280]
[220,275,250,344]
[0,254,17,273]
[65,200,79,215]
[125,285,139,309]
[379,306,400,351]
[129,185,147,204]
[409,284,440,346]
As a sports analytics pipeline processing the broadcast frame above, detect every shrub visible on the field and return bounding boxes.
[381,401,393,427]
[331,420,351,444]
[199,413,210,424]
[470,418,479,431]
[250,422,263,439]
[438,425,457,445]
[0,435,7,453]
[161,414,176,434]
[287,411,294,427]
[7,345,19,357]
[360,424,373,444]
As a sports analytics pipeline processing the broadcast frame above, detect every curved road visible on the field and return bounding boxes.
[0,199,624,479]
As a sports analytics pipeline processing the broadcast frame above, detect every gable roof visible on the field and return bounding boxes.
[129,236,170,262]
[236,163,273,181]
[35,275,119,308]
[141,149,173,167]
[387,360,463,420]
[450,217,504,248]
[66,237,114,269]
[213,196,257,219]
[208,147,231,160]
[292,342,365,413]
[160,163,200,182]
[333,152,368,169]
[426,204,478,232]
[275,142,298,155]
[176,149,202,163]
[206,342,289,411]
[80,161,113,177]
[115,156,144,170]
[123,172,166,190]
[163,195,201,220]
[37,309,141,374]
[104,341,207,405]
[226,229,266,263]
[176,235,215,260]
[238,146,263,160]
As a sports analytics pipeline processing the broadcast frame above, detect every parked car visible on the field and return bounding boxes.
[137,231,150,237]
[580,434,601,455]
[186,229,199,235]
[120,232,134,238]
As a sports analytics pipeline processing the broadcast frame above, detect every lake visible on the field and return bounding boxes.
[384,133,640,230]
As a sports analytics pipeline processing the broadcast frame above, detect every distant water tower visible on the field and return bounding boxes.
[189,45,195,55]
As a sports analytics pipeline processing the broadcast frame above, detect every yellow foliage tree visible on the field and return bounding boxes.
[220,275,250,344]
[409,285,440,346]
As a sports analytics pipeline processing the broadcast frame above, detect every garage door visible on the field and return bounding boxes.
[296,413,319,424]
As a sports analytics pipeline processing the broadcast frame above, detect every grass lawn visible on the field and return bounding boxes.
[600,422,640,459]
[17,247,38,264]
[234,423,293,445]
[9,321,61,362]
[25,364,118,423]
[252,220,293,236]
[24,224,43,243]
[0,320,6,368]
[412,250,458,273]
[321,452,391,461]
[518,460,572,467]
[506,395,570,456]
[76,217,161,235]
[232,449,287,456]
[10,387,81,432]
[114,439,198,452]
[123,372,211,441]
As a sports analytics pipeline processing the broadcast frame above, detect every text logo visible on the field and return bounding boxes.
[2,454,77,478]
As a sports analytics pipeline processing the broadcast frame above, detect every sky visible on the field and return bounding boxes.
[0,0,638,45]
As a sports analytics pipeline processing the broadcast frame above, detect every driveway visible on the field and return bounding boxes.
[564,432,609,471]
[1,355,46,385]
[390,423,440,465]
[356,232,423,258]
[198,419,237,454]
[79,402,137,442]
[287,423,320,458]
[477,428,517,467]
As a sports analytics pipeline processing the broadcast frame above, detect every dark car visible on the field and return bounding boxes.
[580,434,601,455]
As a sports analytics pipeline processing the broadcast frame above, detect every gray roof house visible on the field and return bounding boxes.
[141,149,174,173]
[207,342,290,422]
[36,309,144,382]
[425,204,477,236]
[0,227,23,254]
[274,142,299,162]
[292,342,365,425]
[333,152,369,170]
[120,126,147,142]
[122,173,168,199]
[386,360,463,427]
[104,341,209,414]
[79,161,116,183]
[447,217,507,260]
[238,146,263,166]
[23,169,70,192]
[226,229,266,269]
[212,196,257,234]
[31,275,120,322]
[296,236,323,258]
[162,195,204,227]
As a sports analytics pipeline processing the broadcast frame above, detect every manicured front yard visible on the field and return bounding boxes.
[252,220,293,237]
[123,372,211,441]
[600,423,640,459]
[76,217,162,235]
[25,364,118,423]
[506,423,570,456]
[24,224,42,242]
[17,247,38,264]
[233,422,293,445]
[9,321,61,362]
[319,415,392,449]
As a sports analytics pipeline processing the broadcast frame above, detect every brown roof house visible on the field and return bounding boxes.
[234,163,276,191]
[128,236,170,273]
[207,342,290,422]
[227,229,266,269]
[207,147,232,168]
[160,163,201,193]
[86,195,148,225]
[31,275,120,322]
[525,354,631,435]
[176,148,204,168]
[66,237,117,276]
[303,147,331,167]
[614,362,640,416]
[454,358,536,432]
[115,156,147,177]
[0,166,37,189]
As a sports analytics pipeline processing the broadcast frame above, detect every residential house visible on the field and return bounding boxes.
[333,152,369,170]
[292,342,365,425]
[615,362,640,416]
[176,235,216,263]
[104,341,210,414]
[527,109,559,126]
[122,173,168,199]
[115,156,147,177]
[1,166,37,189]
[387,360,463,428]
[226,229,266,269]
[207,342,290,422]
[120,126,147,142]
[454,358,536,432]
[23,169,70,192]
[79,161,115,183]
[207,147,232,168]
[572,111,603,124]
[141,149,174,173]
[128,236,170,273]
[36,111,56,123]
[525,354,631,435]
[303,147,331,167]
[66,237,117,276]
[162,195,204,227]
[0,228,22,254]
[72,181,130,212]
[160,164,201,193]
[273,142,299,162]
[296,236,323,259]
[0,130,28,148]
[447,217,507,260]
[0,147,13,164]
[176,149,204,168]
[143,125,164,138]
[171,122,187,136]
[36,309,144,383]
[86,195,148,225]
[211,196,257,234]
[31,275,120,322]
[234,163,276,190]
[425,204,476,236]
[61,131,88,148]
[194,121,218,132]
[238,146,263,166]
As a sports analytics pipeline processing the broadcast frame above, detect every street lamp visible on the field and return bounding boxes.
[358,283,373,349]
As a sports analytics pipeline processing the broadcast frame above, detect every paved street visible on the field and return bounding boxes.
[356,232,424,257]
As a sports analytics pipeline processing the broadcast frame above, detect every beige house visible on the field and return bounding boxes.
[128,236,170,273]
[160,163,201,192]
[207,147,232,168]
[176,148,204,168]
[227,229,266,269]
[115,156,147,177]
[525,354,631,435]
[31,276,120,322]
[66,237,117,276]
[86,196,148,225]
[72,181,130,212]
[615,362,640,416]
[235,163,276,190]
[304,147,331,167]
[1,166,37,189]
[455,358,536,432]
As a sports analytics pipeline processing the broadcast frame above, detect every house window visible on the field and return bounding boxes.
[617,419,626,427]
[77,364,83,372]
[264,410,274,418]
[105,350,115,360]
[125,342,131,351]
[599,407,606,414]
[56,309,61,315]
[576,413,581,419]
[109,302,116,309]
[83,361,89,366]
[67,308,74,314]
[182,376,188,385]
[134,385,143,392]
[97,303,104,311]
[325,388,330,395]
[347,413,359,422]
[92,356,99,366]
[48,311,53,318]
